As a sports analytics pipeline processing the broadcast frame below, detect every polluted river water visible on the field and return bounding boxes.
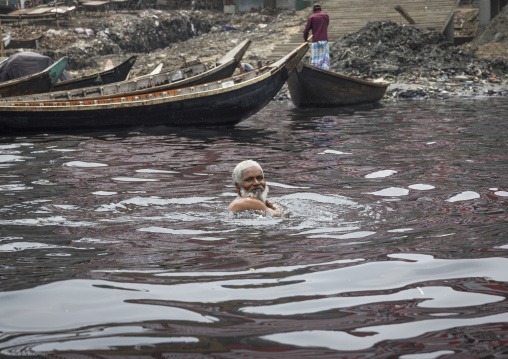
[0,97,507,358]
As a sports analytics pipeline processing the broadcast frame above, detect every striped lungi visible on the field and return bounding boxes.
[310,41,330,70]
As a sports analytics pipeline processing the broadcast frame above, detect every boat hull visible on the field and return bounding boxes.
[0,40,308,133]
[287,62,389,107]
[1,39,251,103]
[52,56,137,91]
[0,68,289,132]
[0,57,68,98]
[8,34,42,49]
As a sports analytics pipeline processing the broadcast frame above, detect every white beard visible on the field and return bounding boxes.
[240,185,269,204]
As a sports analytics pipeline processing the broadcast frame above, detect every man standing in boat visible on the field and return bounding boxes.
[227,160,287,216]
[303,4,330,70]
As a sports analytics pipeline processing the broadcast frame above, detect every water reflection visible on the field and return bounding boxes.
[0,99,507,357]
[262,312,508,351]
[1,254,506,354]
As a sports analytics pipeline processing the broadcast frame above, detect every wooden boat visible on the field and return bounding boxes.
[1,39,251,103]
[0,41,309,133]
[7,34,42,49]
[0,57,68,99]
[287,62,390,107]
[52,56,137,91]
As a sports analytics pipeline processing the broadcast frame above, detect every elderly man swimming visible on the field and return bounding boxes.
[227,160,287,216]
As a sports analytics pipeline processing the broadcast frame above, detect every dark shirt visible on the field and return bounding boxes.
[303,11,329,42]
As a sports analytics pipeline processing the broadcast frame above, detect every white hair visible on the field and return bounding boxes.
[232,160,263,185]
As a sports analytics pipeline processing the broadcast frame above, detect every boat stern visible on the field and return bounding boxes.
[271,41,310,80]
[217,39,252,65]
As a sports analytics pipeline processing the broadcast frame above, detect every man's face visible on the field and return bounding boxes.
[236,167,269,203]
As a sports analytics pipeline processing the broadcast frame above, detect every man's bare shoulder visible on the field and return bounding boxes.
[228,197,268,212]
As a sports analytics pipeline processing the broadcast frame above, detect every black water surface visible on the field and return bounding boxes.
[0,99,507,358]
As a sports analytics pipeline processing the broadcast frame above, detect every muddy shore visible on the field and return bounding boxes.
[3,5,508,102]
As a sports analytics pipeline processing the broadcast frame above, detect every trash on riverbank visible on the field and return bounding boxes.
[3,5,507,101]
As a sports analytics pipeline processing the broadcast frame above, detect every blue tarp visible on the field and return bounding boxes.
[0,51,71,82]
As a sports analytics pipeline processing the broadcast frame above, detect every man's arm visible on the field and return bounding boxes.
[228,197,270,212]
[228,198,288,217]
[303,17,312,42]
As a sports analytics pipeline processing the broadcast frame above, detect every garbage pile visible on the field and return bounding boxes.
[329,20,508,80]
[33,11,233,72]
[9,9,303,76]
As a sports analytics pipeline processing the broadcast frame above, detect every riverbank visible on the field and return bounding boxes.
[3,4,508,102]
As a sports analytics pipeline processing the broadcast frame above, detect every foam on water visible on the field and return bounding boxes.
[446,191,480,202]
[137,227,227,235]
[267,181,310,189]
[0,184,33,191]
[63,161,108,167]
[191,236,227,241]
[313,231,376,239]
[73,237,121,244]
[387,228,414,232]
[0,155,32,163]
[220,191,237,197]
[369,187,409,196]
[292,226,361,235]
[318,149,353,155]
[0,242,73,252]
[280,192,359,206]
[92,191,118,196]
[135,169,179,174]
[52,205,79,210]
[31,179,55,186]
[112,177,159,182]
[409,184,435,190]
[0,143,33,150]
[365,170,397,178]
[95,196,217,212]
[0,236,23,241]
